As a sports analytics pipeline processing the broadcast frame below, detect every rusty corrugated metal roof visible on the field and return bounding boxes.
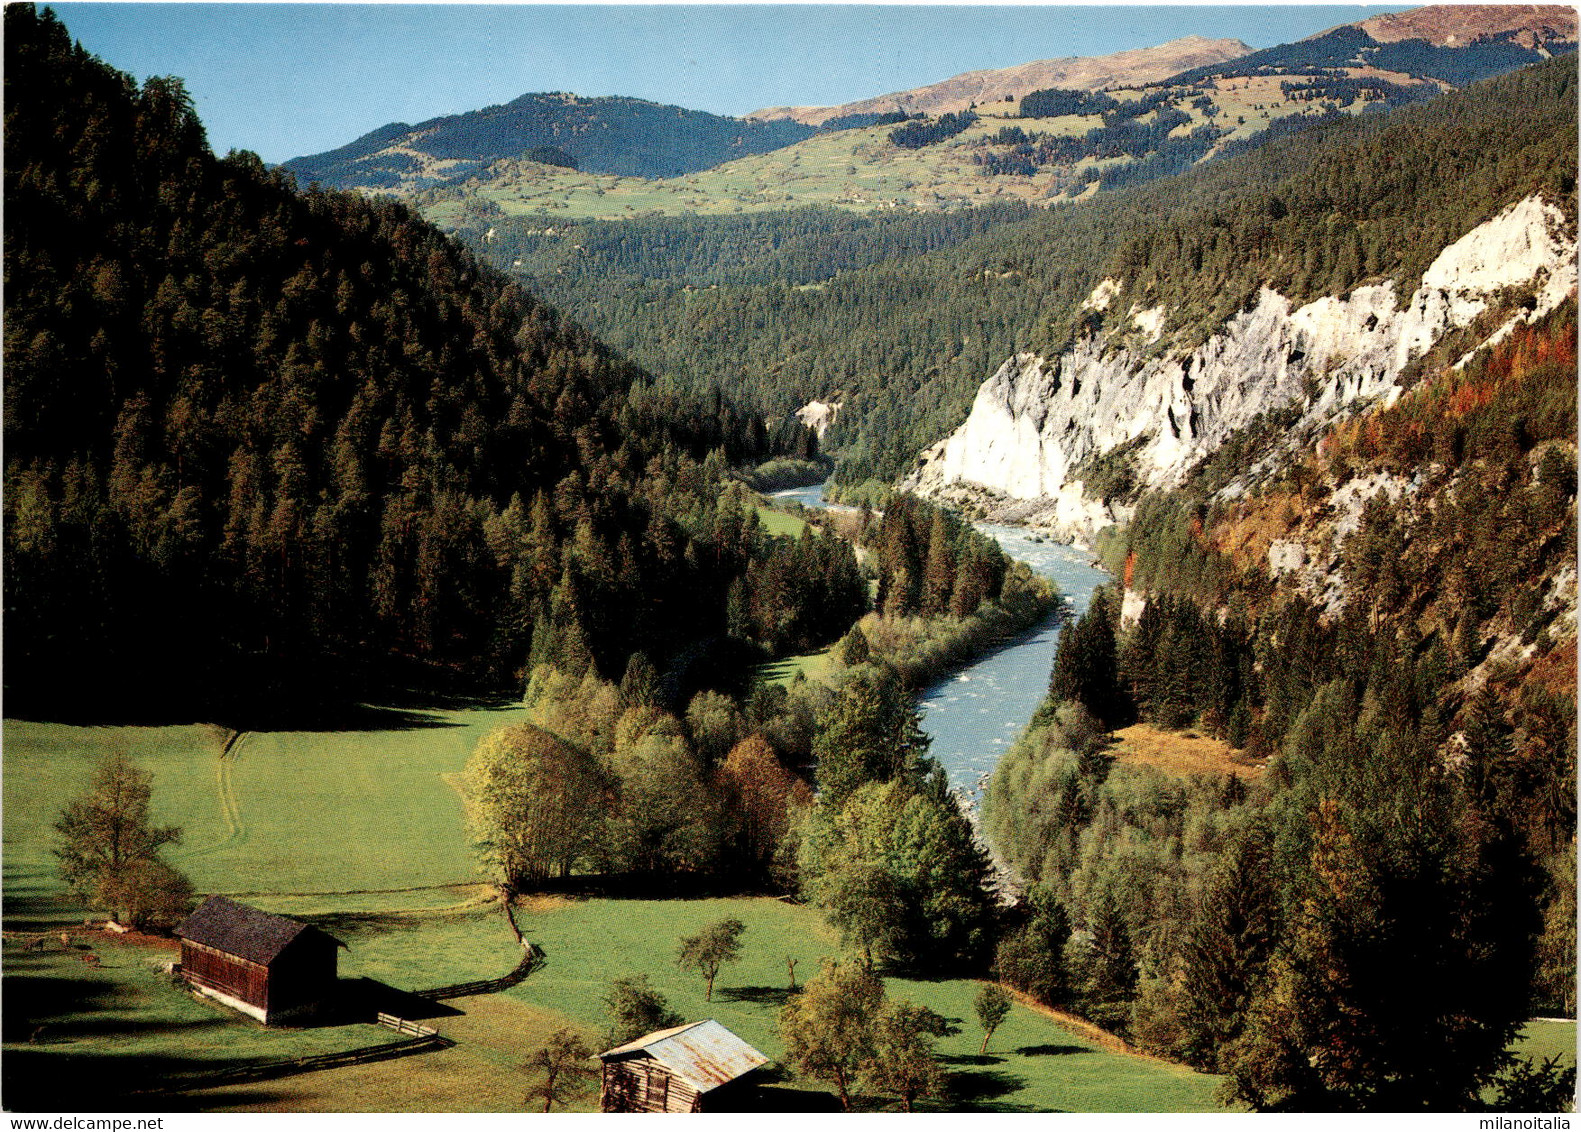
[598,1019,769,1092]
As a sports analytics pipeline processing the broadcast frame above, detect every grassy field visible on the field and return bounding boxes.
[755,503,809,539]
[181,895,1227,1113]
[11,881,1567,1113]
[2,701,530,916]
[5,693,1563,1113]
[755,645,836,689]
[1511,1019,1579,1068]
[1,933,383,1111]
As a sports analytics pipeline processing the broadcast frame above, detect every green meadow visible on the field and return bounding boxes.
[1,935,380,1111]
[187,895,1228,1112]
[754,502,809,539]
[4,704,1569,1113]
[755,645,837,689]
[2,702,530,913]
[0,703,1233,1113]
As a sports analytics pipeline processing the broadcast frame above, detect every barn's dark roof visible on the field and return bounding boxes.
[176,896,342,966]
[599,1020,768,1093]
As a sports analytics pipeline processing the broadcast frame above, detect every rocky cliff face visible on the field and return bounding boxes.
[906,194,1576,543]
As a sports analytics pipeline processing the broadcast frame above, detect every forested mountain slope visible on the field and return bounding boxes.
[466,54,1576,496]
[1,6,816,720]
[404,6,1570,226]
[1168,2,1575,88]
[980,290,1577,1110]
[958,34,1577,1110]
[908,50,1576,528]
[283,92,817,190]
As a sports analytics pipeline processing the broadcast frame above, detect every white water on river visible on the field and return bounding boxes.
[770,483,1112,803]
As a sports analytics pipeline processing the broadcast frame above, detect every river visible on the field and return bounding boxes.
[770,482,1112,803]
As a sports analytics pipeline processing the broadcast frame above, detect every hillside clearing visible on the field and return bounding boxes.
[755,645,836,688]
[755,503,809,539]
[1109,722,1265,780]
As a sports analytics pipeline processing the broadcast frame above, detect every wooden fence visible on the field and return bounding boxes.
[376,1012,438,1038]
[131,1027,453,1096]
[413,941,544,1000]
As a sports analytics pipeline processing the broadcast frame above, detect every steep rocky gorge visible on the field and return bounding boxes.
[905,194,1577,546]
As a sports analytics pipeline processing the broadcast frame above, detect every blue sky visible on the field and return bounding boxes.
[49,4,1416,164]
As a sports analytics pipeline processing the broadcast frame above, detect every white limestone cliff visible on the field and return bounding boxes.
[795,399,841,439]
[905,195,1576,541]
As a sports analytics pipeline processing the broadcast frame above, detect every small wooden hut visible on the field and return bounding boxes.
[598,1020,769,1112]
[174,896,343,1024]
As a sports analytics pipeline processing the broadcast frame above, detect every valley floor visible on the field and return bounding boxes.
[2,709,1231,1113]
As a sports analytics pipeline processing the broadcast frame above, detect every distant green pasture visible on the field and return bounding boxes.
[755,503,808,538]
[2,701,530,917]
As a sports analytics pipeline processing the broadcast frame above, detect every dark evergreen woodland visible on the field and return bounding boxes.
[1163,23,1574,90]
[2,6,815,719]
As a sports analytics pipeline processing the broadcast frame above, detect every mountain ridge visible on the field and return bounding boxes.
[1350,3,1577,46]
[745,35,1253,125]
[283,91,816,189]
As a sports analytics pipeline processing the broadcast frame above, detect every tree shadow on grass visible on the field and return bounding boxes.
[941,1053,1004,1067]
[2,960,268,1111]
[2,969,139,1042]
[714,985,794,1008]
[2,960,454,1111]
[297,908,437,936]
[2,1047,269,1113]
[1,872,86,933]
[735,1085,844,1112]
[945,1067,1029,1109]
[220,700,464,734]
[704,1067,843,1113]
[1015,1043,1090,1057]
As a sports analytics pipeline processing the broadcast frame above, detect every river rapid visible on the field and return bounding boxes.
[770,482,1112,804]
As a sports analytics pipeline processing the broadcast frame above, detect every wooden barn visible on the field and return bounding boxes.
[174,896,344,1025]
[598,1020,769,1113]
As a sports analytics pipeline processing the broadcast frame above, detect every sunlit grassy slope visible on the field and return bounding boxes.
[2,702,530,911]
[419,79,1366,223]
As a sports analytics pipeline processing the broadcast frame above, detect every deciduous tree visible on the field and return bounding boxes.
[715,735,811,875]
[778,959,883,1110]
[463,724,609,891]
[54,754,189,927]
[974,983,1012,1054]
[602,975,682,1046]
[524,1028,597,1112]
[862,999,950,1111]
[676,917,746,1001]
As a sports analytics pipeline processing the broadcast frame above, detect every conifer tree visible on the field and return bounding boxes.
[1179,819,1279,1071]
